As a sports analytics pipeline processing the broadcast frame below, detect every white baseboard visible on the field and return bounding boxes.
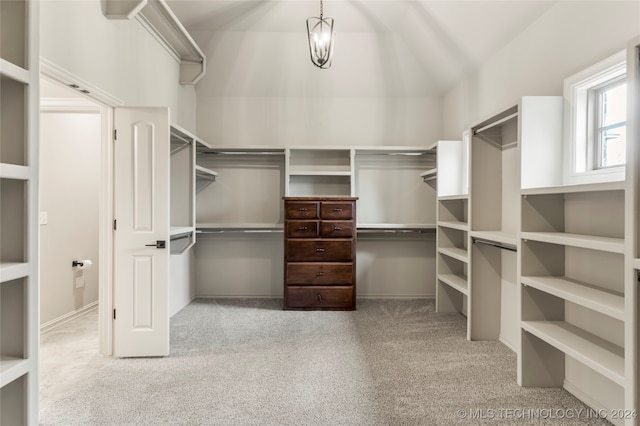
[40,301,99,335]
[498,335,517,353]
[563,380,622,426]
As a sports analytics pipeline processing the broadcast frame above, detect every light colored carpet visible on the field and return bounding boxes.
[40,298,609,425]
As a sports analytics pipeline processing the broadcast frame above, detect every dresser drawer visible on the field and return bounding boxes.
[320,202,354,220]
[286,240,354,262]
[286,221,319,238]
[286,202,319,219]
[320,221,354,238]
[286,263,353,285]
[286,286,354,309]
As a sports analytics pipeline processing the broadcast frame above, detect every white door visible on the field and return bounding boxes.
[113,107,170,357]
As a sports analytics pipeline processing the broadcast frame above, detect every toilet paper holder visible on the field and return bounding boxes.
[72,260,92,268]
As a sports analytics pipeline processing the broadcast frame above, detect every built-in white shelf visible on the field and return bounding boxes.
[0,58,30,84]
[438,274,469,296]
[0,357,29,387]
[438,194,468,201]
[470,230,518,247]
[358,223,436,231]
[197,223,284,234]
[421,168,437,182]
[0,163,30,180]
[634,258,640,270]
[288,171,351,177]
[437,221,468,231]
[521,180,625,196]
[170,226,194,237]
[0,262,29,284]
[520,232,624,254]
[521,321,625,387]
[521,276,625,321]
[195,165,217,181]
[438,247,468,263]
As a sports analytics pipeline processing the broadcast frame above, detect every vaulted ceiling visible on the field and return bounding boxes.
[167,1,556,97]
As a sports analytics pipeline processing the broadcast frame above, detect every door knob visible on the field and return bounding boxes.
[145,240,166,249]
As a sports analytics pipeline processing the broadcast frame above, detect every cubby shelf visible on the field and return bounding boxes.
[437,247,468,263]
[0,164,30,180]
[521,180,625,196]
[521,276,624,321]
[520,232,624,254]
[195,164,217,181]
[289,171,352,177]
[438,195,468,201]
[521,321,625,386]
[0,59,30,84]
[0,357,29,387]
[437,274,468,296]
[0,262,29,284]
[437,221,468,231]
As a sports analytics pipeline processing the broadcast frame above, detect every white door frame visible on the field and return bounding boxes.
[40,58,124,356]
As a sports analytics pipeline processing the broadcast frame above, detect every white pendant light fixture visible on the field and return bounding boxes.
[306,0,335,69]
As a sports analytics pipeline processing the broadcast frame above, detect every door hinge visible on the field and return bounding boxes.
[113,309,116,320]
[113,129,117,141]
[113,219,117,230]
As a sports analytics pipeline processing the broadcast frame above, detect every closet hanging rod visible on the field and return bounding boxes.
[197,229,284,234]
[200,151,284,156]
[473,238,517,252]
[474,112,518,135]
[357,229,435,234]
[170,233,192,241]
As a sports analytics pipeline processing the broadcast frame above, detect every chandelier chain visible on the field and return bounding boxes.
[320,0,323,19]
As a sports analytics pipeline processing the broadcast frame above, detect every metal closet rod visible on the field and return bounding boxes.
[473,238,517,252]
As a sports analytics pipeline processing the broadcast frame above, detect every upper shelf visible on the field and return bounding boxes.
[104,0,206,85]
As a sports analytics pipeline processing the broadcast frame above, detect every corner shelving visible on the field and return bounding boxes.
[0,0,39,423]
[519,178,628,421]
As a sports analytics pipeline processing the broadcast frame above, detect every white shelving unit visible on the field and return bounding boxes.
[195,146,286,230]
[435,139,470,324]
[467,106,520,348]
[0,0,39,423]
[170,125,201,255]
[519,182,630,422]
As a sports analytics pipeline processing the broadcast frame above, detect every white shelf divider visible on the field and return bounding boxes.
[521,321,625,386]
[438,274,469,296]
[520,232,624,254]
[437,247,469,263]
[521,276,625,321]
[0,262,30,284]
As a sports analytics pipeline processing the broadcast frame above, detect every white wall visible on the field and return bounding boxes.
[194,30,442,146]
[442,1,640,139]
[40,108,101,324]
[40,0,199,320]
[40,0,197,130]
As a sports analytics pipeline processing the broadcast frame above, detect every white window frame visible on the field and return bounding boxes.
[563,50,627,185]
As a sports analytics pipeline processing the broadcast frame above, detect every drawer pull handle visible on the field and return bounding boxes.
[333,208,343,212]
[316,271,324,276]
[298,208,308,211]
[316,248,325,253]
[333,227,342,231]
[317,294,323,302]
[298,226,308,230]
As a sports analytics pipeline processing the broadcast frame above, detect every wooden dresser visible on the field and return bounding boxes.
[283,197,357,310]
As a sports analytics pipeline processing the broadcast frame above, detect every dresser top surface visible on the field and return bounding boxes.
[283,197,358,201]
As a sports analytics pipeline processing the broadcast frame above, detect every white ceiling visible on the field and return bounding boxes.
[167,0,556,96]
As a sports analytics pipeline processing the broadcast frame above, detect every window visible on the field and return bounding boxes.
[593,78,626,169]
[564,50,627,184]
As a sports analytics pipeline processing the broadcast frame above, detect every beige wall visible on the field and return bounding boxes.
[442,1,640,139]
